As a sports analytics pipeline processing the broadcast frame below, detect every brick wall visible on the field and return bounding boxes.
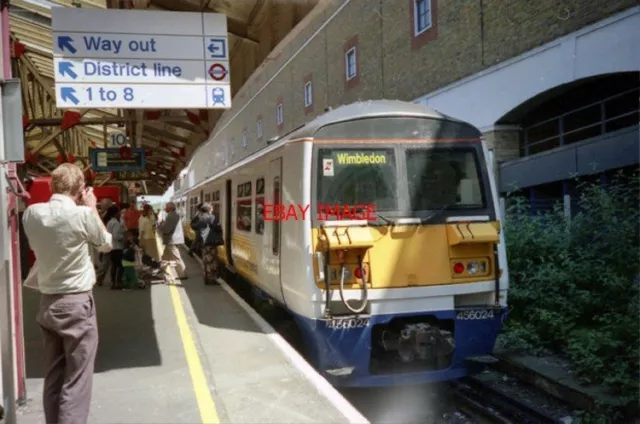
[193,0,636,183]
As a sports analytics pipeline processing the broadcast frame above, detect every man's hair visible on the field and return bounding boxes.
[100,198,113,209]
[50,163,84,196]
[201,203,212,213]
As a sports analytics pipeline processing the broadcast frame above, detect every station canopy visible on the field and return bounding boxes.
[9,0,317,195]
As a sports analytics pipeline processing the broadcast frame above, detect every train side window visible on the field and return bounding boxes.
[236,182,252,232]
[272,176,280,255]
[255,178,265,235]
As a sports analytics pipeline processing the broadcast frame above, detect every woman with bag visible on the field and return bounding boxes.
[190,203,224,285]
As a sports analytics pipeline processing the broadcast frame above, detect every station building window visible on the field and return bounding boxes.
[236,181,252,232]
[345,47,357,81]
[414,0,432,35]
[276,103,284,127]
[304,81,313,107]
[255,177,265,235]
[257,117,263,139]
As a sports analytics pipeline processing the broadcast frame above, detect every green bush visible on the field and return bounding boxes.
[501,170,640,402]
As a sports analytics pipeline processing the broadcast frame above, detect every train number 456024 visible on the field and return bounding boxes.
[456,309,495,320]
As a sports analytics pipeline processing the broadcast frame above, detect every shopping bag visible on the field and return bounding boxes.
[23,262,40,292]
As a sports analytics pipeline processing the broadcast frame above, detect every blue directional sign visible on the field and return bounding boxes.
[57,35,77,54]
[90,147,146,172]
[60,87,79,105]
[51,8,232,109]
[207,38,227,59]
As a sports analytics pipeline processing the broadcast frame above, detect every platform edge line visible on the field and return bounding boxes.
[188,251,368,423]
[169,283,220,424]
[186,252,368,424]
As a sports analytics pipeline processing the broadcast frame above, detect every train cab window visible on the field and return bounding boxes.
[316,148,398,214]
[405,149,485,210]
[255,178,265,235]
[236,181,252,232]
[272,176,281,255]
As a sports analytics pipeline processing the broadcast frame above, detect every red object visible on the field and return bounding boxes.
[144,149,153,157]
[179,147,185,156]
[22,115,29,130]
[208,63,227,81]
[354,267,365,279]
[12,40,25,58]
[68,153,77,164]
[453,262,465,274]
[145,111,161,120]
[119,145,132,160]
[56,154,65,164]
[186,111,200,125]
[61,111,81,130]
[90,140,97,147]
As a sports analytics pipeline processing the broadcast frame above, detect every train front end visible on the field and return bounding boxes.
[301,111,509,388]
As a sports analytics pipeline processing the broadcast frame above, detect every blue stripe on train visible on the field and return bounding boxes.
[292,308,508,388]
[249,283,507,388]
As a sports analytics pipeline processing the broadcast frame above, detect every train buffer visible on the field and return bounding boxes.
[16,253,367,424]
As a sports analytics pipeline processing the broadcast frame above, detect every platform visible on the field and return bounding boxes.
[17,253,367,424]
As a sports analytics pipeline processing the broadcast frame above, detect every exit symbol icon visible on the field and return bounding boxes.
[207,38,227,59]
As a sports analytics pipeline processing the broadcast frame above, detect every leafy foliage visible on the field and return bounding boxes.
[501,170,639,412]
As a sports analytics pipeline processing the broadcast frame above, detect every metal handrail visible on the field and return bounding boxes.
[523,87,639,154]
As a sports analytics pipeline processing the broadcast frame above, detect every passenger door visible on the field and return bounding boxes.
[269,158,284,303]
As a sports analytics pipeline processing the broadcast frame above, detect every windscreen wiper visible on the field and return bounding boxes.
[374,205,452,226]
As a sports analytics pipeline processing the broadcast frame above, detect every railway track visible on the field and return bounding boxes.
[190,250,568,424]
[451,376,560,424]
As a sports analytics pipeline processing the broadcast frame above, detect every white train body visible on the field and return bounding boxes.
[174,100,510,388]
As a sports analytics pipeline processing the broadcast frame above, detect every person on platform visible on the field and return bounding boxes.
[191,203,224,285]
[188,202,204,257]
[104,205,125,290]
[22,163,112,424]
[159,201,187,280]
[96,197,113,286]
[122,201,141,239]
[138,203,160,261]
[121,230,144,290]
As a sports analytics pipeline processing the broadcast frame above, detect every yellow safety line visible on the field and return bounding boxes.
[169,283,220,424]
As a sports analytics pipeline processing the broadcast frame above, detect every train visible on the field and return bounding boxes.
[173,100,510,388]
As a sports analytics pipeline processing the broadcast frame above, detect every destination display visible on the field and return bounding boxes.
[90,147,145,172]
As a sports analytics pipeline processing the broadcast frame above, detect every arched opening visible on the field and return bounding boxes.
[498,71,639,157]
[495,72,639,215]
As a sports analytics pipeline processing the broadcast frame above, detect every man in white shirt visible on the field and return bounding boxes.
[22,163,112,424]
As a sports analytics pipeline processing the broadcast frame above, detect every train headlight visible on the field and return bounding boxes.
[467,261,479,275]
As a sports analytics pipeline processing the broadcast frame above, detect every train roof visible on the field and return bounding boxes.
[286,99,468,140]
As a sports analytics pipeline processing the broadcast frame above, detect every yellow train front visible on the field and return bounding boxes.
[180,100,510,388]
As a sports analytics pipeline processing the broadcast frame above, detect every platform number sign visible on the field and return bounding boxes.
[108,132,127,147]
[323,158,334,176]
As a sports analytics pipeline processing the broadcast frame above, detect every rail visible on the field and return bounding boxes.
[523,87,639,156]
